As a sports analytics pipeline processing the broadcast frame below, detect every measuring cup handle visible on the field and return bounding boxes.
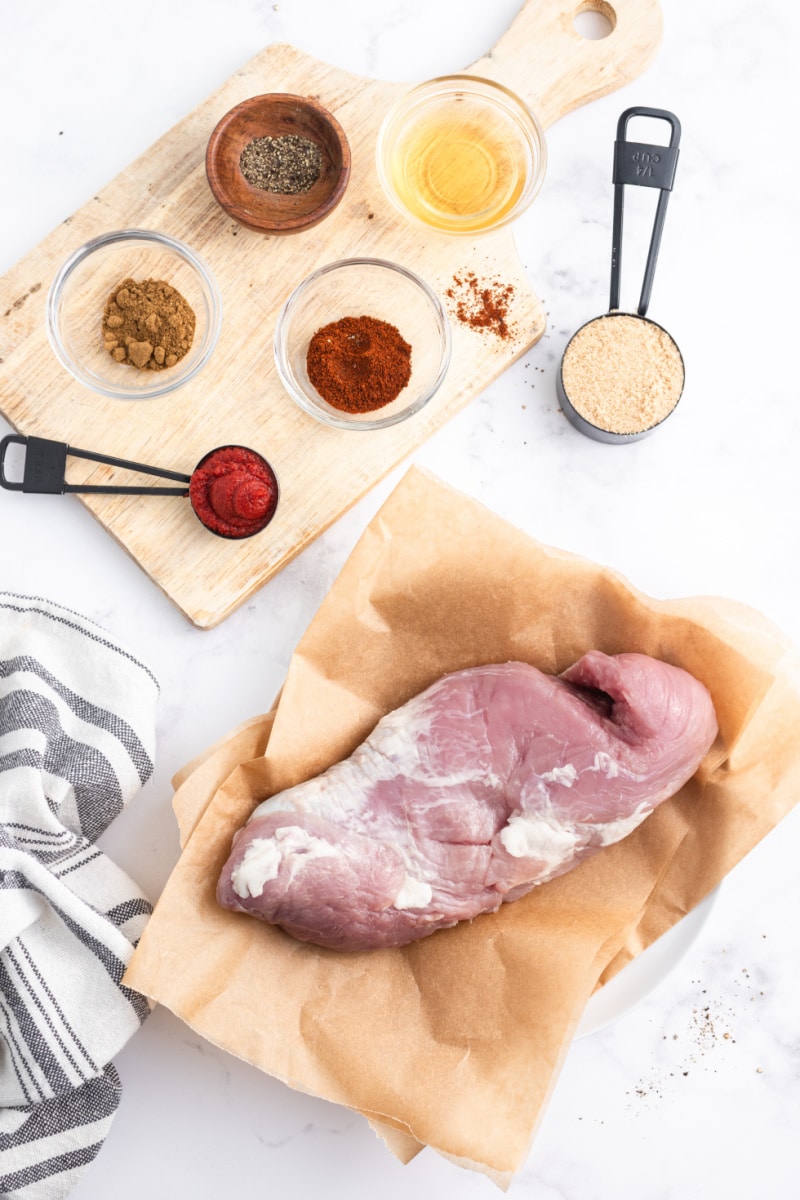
[0,435,24,491]
[0,434,69,493]
[616,106,681,152]
[610,106,681,316]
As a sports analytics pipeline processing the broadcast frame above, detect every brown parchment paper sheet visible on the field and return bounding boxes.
[125,466,800,1186]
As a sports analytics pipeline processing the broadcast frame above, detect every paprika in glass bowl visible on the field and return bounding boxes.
[273,257,451,430]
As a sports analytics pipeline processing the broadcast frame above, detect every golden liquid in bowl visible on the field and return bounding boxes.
[388,102,530,233]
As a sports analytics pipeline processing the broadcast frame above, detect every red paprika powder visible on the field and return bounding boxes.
[306,314,412,413]
[190,445,279,539]
[445,272,514,339]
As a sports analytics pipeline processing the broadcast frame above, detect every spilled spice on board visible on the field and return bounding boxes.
[445,272,515,339]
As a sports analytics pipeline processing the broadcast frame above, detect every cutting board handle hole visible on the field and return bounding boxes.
[573,1,616,39]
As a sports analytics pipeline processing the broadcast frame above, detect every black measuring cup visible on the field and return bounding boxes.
[557,106,685,444]
[0,434,279,539]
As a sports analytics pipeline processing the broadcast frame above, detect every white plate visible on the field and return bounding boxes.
[574,887,719,1038]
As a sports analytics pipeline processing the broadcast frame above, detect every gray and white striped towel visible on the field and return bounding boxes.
[0,593,158,1199]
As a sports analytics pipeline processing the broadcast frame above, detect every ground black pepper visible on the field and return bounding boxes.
[624,954,768,1110]
[239,134,322,194]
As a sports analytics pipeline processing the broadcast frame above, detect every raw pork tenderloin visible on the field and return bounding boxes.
[217,652,717,951]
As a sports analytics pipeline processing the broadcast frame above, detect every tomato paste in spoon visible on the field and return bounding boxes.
[190,445,279,538]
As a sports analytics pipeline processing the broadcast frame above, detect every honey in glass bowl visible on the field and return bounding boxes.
[377,76,546,236]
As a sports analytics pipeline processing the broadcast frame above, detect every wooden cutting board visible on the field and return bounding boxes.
[0,0,662,628]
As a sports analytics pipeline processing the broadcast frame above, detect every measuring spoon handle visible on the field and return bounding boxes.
[0,434,191,495]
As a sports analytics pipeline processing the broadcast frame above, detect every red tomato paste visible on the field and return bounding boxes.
[189,445,278,539]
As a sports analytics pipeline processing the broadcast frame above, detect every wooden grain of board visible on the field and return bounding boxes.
[0,0,662,628]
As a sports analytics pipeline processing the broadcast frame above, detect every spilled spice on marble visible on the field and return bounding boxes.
[626,951,769,1108]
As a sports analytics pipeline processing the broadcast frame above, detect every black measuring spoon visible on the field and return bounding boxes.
[557,106,685,444]
[0,434,279,539]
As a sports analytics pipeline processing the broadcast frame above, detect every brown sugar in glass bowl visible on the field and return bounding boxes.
[206,93,351,235]
[47,229,221,402]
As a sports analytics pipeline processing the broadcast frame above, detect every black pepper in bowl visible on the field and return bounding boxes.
[239,134,322,195]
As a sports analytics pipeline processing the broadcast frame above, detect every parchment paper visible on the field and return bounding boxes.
[125,466,800,1186]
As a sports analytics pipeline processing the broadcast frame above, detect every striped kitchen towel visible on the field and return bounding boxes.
[0,593,158,1199]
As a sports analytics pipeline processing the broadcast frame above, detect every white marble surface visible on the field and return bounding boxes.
[1,1,799,1196]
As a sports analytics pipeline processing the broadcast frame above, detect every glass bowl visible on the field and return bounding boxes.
[47,229,222,400]
[273,257,451,430]
[376,75,547,236]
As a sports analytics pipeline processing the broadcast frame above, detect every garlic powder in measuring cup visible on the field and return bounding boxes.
[561,312,685,436]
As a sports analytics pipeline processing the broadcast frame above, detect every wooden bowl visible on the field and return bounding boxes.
[205,93,351,235]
